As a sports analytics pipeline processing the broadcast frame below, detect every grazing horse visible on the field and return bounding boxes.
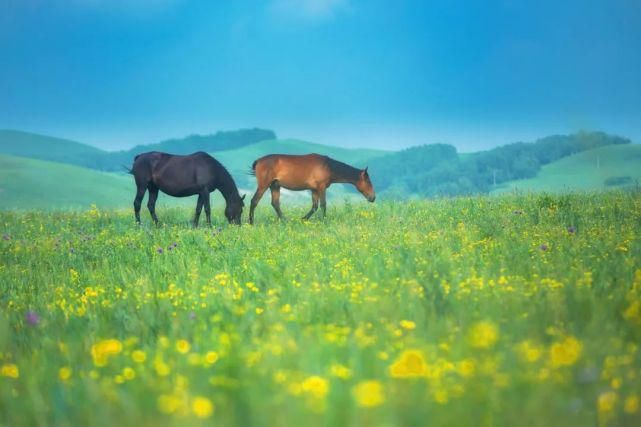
[249,153,375,224]
[130,151,245,226]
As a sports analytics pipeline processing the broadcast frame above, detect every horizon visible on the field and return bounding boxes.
[2,126,636,155]
[2,1,640,151]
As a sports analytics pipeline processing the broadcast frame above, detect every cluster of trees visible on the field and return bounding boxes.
[368,131,631,198]
[98,128,276,171]
[0,128,276,172]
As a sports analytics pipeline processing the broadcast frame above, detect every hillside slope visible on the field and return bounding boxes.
[0,155,133,209]
[493,144,641,193]
[0,130,107,169]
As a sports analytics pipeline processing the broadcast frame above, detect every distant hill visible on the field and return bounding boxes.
[105,128,276,171]
[0,128,277,171]
[0,154,132,209]
[0,130,107,169]
[493,144,641,193]
[368,131,631,198]
[1,128,639,210]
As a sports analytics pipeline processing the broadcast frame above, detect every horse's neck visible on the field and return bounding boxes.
[217,173,240,204]
[329,161,360,185]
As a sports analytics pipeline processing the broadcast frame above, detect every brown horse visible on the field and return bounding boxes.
[130,151,245,226]
[248,153,375,224]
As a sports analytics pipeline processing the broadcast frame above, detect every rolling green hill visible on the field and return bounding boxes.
[0,154,133,209]
[0,130,107,169]
[492,144,641,193]
[0,128,279,171]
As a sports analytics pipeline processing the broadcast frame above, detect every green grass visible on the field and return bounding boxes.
[1,192,640,426]
[493,144,641,193]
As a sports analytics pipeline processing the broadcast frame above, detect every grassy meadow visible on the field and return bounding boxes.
[494,144,641,194]
[1,192,640,426]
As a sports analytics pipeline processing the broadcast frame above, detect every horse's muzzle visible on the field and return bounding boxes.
[368,195,376,203]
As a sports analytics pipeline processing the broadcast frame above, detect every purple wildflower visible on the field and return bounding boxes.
[512,210,523,215]
[188,311,197,321]
[567,226,576,234]
[69,247,75,254]
[539,244,549,251]
[25,311,40,326]
[156,247,164,254]
[2,234,10,241]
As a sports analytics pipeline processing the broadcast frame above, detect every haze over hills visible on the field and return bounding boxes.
[0,128,277,171]
[0,128,639,210]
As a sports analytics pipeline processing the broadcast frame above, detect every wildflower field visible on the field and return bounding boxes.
[1,192,640,427]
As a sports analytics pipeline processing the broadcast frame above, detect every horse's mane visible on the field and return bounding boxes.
[324,156,361,181]
[210,156,242,201]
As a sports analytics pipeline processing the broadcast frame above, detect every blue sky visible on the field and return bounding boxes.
[1,0,640,151]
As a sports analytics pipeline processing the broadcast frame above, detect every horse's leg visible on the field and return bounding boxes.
[249,185,268,225]
[302,190,319,220]
[147,184,160,225]
[193,194,204,228]
[270,182,284,220]
[203,191,212,227]
[319,188,327,218]
[133,185,146,224]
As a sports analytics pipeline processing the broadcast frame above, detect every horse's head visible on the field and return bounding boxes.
[356,167,376,202]
[225,194,246,225]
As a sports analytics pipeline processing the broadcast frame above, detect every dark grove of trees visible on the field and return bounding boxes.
[95,128,277,171]
[368,131,631,198]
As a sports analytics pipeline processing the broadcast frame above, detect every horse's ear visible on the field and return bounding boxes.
[364,166,369,174]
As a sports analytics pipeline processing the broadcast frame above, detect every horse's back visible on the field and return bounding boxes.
[254,153,328,169]
[252,153,331,189]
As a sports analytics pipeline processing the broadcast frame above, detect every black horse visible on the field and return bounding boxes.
[130,151,245,226]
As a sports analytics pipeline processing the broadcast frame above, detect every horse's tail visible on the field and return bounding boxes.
[247,160,258,176]
[123,154,142,175]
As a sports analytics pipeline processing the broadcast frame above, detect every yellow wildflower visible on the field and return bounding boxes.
[468,321,499,349]
[301,376,329,399]
[154,358,171,376]
[516,340,543,363]
[1,363,19,378]
[624,395,639,414]
[389,349,429,378]
[623,300,641,324]
[91,339,122,367]
[59,367,72,381]
[132,350,147,363]
[352,380,385,408]
[598,390,617,413]
[457,359,476,378]
[399,320,416,330]
[176,340,191,354]
[205,351,219,365]
[192,396,214,418]
[330,363,352,380]
[549,336,582,367]
[123,367,135,380]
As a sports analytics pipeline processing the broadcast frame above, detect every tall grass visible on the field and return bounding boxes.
[1,192,640,426]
